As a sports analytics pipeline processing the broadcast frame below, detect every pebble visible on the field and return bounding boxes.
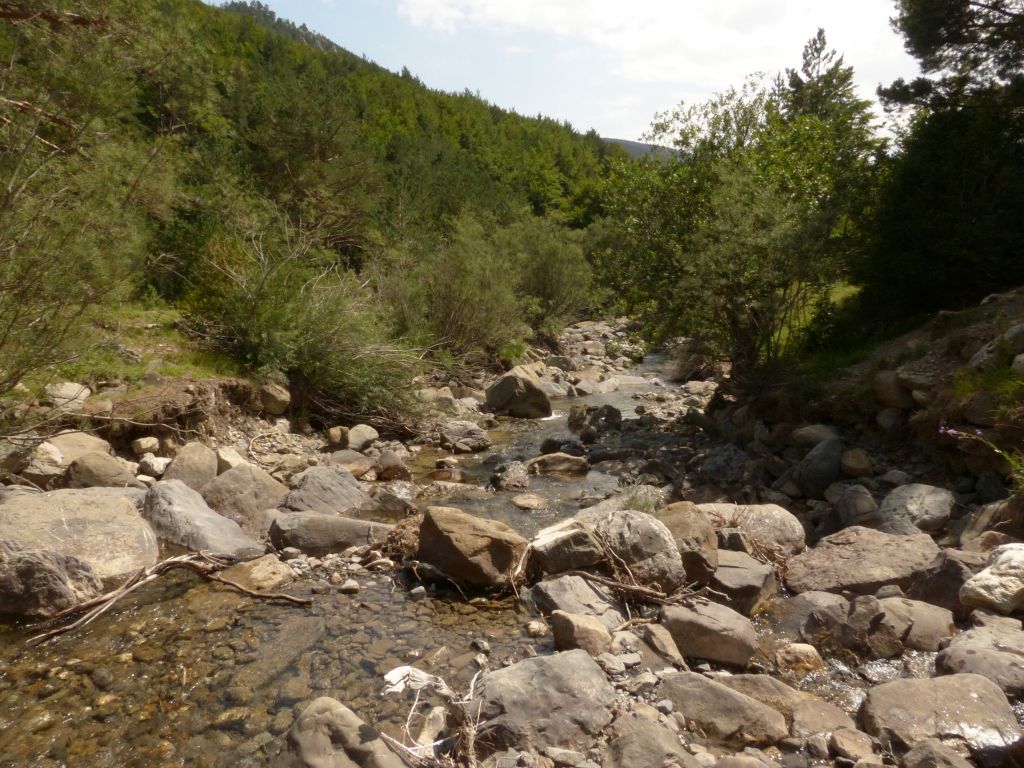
[339,579,360,594]
[409,585,427,600]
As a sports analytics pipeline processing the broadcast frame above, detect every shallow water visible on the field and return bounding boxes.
[0,357,673,767]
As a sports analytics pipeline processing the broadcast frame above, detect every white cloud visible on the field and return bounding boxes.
[397,0,918,112]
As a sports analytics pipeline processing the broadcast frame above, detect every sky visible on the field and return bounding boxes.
[245,0,921,141]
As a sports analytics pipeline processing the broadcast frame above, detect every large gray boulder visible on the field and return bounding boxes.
[656,501,718,584]
[660,600,759,666]
[528,519,604,576]
[786,526,939,595]
[471,650,615,754]
[575,508,687,592]
[201,464,289,535]
[659,672,788,747]
[0,542,102,618]
[859,674,1020,755]
[877,597,956,652]
[417,506,527,590]
[936,620,1024,696]
[697,502,805,558]
[277,696,403,768]
[142,480,259,555]
[269,513,392,557]
[68,452,145,489]
[485,365,552,419]
[0,488,157,580]
[878,484,955,534]
[283,466,378,518]
[710,549,777,616]
[602,719,700,768]
[163,442,218,491]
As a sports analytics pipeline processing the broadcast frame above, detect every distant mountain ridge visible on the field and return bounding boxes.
[604,138,676,160]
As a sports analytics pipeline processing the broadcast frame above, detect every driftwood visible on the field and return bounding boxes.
[26,551,311,647]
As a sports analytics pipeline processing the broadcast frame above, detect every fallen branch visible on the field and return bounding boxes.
[26,551,310,646]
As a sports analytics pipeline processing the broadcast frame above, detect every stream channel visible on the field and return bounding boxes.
[0,354,938,767]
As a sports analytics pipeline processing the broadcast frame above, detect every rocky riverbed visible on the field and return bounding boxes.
[2,316,1024,768]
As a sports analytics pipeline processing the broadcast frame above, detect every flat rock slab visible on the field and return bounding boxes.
[269,513,392,556]
[283,466,378,517]
[0,488,158,580]
[531,574,626,630]
[859,673,1020,755]
[936,622,1024,696]
[660,600,759,667]
[786,526,939,595]
[471,649,615,754]
[659,672,788,747]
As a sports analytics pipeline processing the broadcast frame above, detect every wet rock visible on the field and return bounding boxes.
[907,549,987,620]
[698,503,805,558]
[550,610,611,656]
[656,501,719,584]
[659,672,788,747]
[485,365,553,419]
[529,520,604,576]
[877,484,955,534]
[233,616,325,691]
[221,554,293,592]
[0,488,157,580]
[0,542,102,618]
[346,424,379,452]
[259,381,291,415]
[142,480,259,555]
[960,544,1024,614]
[284,466,378,517]
[417,506,528,590]
[269,513,391,556]
[575,508,688,592]
[602,718,699,768]
[491,461,530,490]
[792,438,843,499]
[471,650,615,754]
[376,451,411,482]
[935,620,1024,695]
[859,674,1020,755]
[660,600,759,667]
[775,643,824,677]
[901,739,974,768]
[531,574,626,630]
[803,595,905,659]
[163,442,219,491]
[202,464,289,535]
[67,451,145,489]
[510,493,545,510]
[877,597,955,652]
[439,420,491,453]
[527,452,589,475]
[786,526,939,595]
[278,695,403,768]
[710,550,777,616]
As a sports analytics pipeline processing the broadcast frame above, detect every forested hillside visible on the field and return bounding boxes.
[0,0,619,424]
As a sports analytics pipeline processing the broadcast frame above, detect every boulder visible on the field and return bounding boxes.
[877,484,955,534]
[49,431,111,463]
[269,513,392,557]
[841,448,874,478]
[284,466,378,517]
[485,365,553,419]
[527,452,588,475]
[877,597,956,652]
[936,621,1024,696]
[215,447,248,474]
[438,420,491,453]
[792,424,839,448]
[280,696,403,768]
[529,520,603,576]
[138,454,172,478]
[531,574,626,630]
[960,543,1024,614]
[837,485,883,528]
[775,643,824,677]
[142,480,259,555]
[660,600,759,667]
[602,718,700,768]
[20,441,68,487]
[131,436,160,457]
[163,442,218,491]
[44,381,91,412]
[901,739,974,768]
[698,503,805,558]
[786,526,939,595]
[907,549,987,620]
[376,451,411,482]
[550,610,612,656]
[710,550,777,616]
[656,501,719,584]
[259,381,291,415]
[0,542,102,618]
[791,698,855,738]
[491,460,530,490]
[859,674,1020,754]
[201,464,289,535]
[792,438,843,499]
[417,506,527,590]
[68,451,145,489]
[328,450,375,479]
[346,424,379,452]
[471,650,615,754]
[575,508,687,592]
[0,488,157,580]
[658,672,788,747]
[873,371,914,409]
[715,673,805,723]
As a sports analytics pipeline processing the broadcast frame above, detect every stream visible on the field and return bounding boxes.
[0,354,940,767]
